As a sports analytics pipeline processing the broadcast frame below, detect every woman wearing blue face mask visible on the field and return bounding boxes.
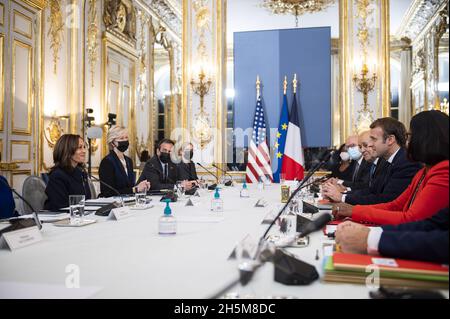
[98,126,150,197]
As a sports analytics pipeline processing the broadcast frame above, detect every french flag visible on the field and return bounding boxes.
[281,92,305,180]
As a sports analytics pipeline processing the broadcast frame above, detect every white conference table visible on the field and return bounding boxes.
[0,184,445,299]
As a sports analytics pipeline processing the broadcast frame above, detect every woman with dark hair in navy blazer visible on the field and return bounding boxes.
[44,134,92,210]
[98,126,150,197]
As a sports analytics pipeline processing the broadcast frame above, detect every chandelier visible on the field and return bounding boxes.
[261,0,336,26]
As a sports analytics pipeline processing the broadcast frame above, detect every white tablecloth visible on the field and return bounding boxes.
[0,184,446,299]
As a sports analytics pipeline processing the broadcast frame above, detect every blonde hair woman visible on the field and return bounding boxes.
[98,126,150,197]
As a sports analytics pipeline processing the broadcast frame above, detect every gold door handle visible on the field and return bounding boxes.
[0,162,20,171]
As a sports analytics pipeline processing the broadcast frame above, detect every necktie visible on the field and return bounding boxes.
[352,162,360,182]
[369,163,376,187]
[164,164,168,182]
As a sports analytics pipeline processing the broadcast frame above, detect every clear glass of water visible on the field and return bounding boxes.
[69,195,85,225]
[135,191,147,207]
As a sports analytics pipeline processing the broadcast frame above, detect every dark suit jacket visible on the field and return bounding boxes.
[137,155,178,190]
[44,166,92,210]
[98,151,136,197]
[342,159,371,190]
[344,148,422,205]
[0,176,17,218]
[379,208,449,264]
[177,162,198,181]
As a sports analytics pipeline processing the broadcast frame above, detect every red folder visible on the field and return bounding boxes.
[333,252,449,276]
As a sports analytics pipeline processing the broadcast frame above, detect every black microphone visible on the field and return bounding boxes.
[298,213,332,237]
[196,162,218,190]
[212,163,233,186]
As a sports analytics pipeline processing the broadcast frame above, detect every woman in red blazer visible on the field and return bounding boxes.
[334,110,449,225]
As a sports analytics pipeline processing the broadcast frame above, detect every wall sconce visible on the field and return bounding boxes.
[190,68,213,149]
[353,62,377,132]
[44,112,68,148]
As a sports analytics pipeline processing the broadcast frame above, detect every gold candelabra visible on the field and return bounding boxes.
[191,69,213,148]
[352,63,377,113]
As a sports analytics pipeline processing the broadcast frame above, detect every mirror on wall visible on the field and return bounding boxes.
[151,25,174,151]
[437,28,449,114]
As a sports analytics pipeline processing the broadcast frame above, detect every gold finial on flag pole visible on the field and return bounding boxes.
[293,73,298,94]
[256,75,261,98]
[283,76,288,95]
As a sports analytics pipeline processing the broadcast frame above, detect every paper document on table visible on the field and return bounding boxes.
[177,216,224,223]
[0,282,102,299]
[38,213,70,222]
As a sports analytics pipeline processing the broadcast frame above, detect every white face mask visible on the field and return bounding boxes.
[348,146,362,160]
[340,152,350,161]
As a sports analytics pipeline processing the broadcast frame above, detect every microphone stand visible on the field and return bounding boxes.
[212,164,233,186]
[9,188,42,230]
[209,151,333,299]
[84,171,124,206]
[209,213,331,299]
[196,163,219,188]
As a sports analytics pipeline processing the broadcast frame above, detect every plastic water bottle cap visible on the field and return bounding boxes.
[164,199,172,215]
[243,182,247,189]
[214,188,220,199]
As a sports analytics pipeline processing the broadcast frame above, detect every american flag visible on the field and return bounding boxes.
[246,97,273,183]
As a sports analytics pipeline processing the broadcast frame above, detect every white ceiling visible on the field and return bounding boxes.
[227,0,414,44]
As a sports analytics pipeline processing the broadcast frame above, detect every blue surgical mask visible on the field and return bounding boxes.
[348,146,362,161]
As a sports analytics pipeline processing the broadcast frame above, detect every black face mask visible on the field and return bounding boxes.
[116,141,129,153]
[159,152,171,164]
[183,150,194,161]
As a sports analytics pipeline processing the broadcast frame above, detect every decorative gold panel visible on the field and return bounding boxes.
[11,170,31,189]
[123,84,130,127]
[0,34,3,132]
[12,39,32,135]
[0,139,2,161]
[108,79,120,116]
[10,140,31,163]
[13,9,32,39]
[0,3,4,26]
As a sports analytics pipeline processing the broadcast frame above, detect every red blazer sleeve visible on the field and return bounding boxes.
[352,161,449,225]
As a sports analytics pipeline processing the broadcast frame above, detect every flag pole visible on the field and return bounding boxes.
[293,73,298,94]
[283,76,287,96]
[256,75,261,98]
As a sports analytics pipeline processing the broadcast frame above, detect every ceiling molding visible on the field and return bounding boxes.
[396,0,446,40]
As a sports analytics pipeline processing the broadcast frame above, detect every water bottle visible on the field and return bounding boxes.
[240,181,249,198]
[257,176,264,190]
[158,199,177,235]
[211,188,223,212]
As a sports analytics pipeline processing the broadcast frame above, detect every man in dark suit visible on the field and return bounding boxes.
[137,139,179,191]
[335,207,449,264]
[323,118,422,205]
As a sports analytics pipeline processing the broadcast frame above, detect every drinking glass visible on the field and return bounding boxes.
[69,195,85,225]
[135,191,147,207]
[176,181,185,199]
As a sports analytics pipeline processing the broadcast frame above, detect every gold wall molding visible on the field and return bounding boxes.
[103,0,137,46]
[183,0,226,172]
[87,0,99,88]
[10,140,31,163]
[0,34,3,132]
[19,0,45,10]
[45,0,64,74]
[339,0,390,140]
[13,9,33,39]
[12,39,33,135]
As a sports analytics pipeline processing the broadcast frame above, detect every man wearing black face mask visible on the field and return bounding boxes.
[99,126,151,197]
[177,142,199,183]
[137,138,179,191]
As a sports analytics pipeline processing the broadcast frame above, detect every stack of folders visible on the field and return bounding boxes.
[323,252,449,290]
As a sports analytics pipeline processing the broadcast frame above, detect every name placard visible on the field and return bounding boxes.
[108,207,133,221]
[185,198,200,206]
[1,226,43,251]
[255,198,268,207]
